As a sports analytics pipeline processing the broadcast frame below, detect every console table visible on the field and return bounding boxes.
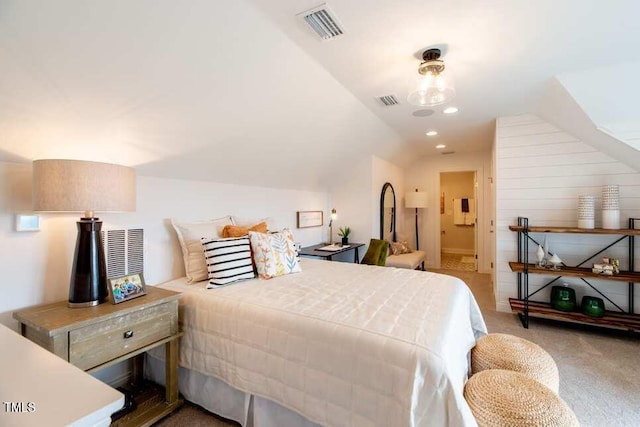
[299,243,365,263]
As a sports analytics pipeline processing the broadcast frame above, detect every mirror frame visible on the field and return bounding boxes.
[380,182,396,242]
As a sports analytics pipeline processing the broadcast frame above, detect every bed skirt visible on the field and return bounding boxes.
[146,352,321,427]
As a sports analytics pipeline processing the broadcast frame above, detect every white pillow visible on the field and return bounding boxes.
[232,216,277,232]
[201,236,255,287]
[171,216,234,283]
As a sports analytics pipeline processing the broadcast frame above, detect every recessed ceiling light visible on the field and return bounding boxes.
[436,144,446,149]
[412,109,434,117]
[443,107,459,114]
[426,130,438,136]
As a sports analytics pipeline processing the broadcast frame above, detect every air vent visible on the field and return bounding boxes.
[127,229,144,275]
[102,228,144,278]
[378,95,399,106]
[104,229,126,278]
[297,3,345,41]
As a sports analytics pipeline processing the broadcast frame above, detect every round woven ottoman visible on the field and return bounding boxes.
[472,333,559,393]
[464,370,579,427]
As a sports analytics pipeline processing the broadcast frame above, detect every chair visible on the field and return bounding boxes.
[361,239,388,266]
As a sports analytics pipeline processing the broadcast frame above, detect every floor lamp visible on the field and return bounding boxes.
[405,189,428,250]
[32,159,136,307]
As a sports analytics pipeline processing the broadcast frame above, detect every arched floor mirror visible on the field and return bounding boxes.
[380,182,396,242]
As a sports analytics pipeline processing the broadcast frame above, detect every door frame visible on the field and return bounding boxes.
[437,168,483,272]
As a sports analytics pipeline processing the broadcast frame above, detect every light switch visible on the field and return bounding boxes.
[16,214,40,231]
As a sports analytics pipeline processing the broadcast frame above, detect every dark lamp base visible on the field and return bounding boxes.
[68,217,108,308]
[68,299,101,308]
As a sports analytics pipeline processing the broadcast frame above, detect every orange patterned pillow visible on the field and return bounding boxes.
[222,222,267,238]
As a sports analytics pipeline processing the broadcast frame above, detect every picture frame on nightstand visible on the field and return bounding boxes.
[108,273,147,304]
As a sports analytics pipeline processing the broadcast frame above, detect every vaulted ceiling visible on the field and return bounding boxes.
[249,0,640,157]
[1,0,639,191]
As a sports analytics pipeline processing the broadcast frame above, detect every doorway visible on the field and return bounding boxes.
[440,171,477,271]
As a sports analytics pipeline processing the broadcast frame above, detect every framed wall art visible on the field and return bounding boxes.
[296,211,323,228]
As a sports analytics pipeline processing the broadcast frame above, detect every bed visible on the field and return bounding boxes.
[147,258,486,427]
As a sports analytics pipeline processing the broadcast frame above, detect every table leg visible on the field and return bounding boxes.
[354,247,360,263]
[131,353,145,388]
[165,338,179,404]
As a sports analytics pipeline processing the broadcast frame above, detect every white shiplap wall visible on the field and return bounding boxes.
[495,114,640,313]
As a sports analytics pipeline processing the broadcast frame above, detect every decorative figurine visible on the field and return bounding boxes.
[536,244,545,267]
[549,253,562,270]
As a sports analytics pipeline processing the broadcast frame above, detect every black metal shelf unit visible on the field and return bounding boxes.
[509,216,640,332]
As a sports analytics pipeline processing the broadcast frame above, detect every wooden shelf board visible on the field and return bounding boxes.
[111,381,183,427]
[509,298,640,332]
[508,225,640,235]
[508,262,640,282]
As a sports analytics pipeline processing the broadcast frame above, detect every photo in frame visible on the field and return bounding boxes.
[296,210,323,228]
[108,273,147,304]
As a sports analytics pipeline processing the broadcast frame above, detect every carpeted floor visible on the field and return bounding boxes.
[155,269,640,427]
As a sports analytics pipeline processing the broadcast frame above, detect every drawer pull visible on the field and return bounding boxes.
[123,330,134,339]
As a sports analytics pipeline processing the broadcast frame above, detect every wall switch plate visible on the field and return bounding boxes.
[16,214,40,231]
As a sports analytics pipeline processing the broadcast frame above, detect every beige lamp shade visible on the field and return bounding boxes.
[405,191,428,209]
[32,159,136,215]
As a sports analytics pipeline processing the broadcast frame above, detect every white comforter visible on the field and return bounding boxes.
[159,259,486,427]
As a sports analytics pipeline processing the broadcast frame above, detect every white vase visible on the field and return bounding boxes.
[578,195,595,229]
[602,185,620,210]
[602,209,620,230]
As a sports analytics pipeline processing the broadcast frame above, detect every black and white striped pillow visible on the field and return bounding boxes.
[201,236,255,287]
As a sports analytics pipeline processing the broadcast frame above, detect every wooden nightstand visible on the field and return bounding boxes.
[13,286,183,426]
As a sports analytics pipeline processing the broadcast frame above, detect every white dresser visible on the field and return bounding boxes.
[0,323,124,427]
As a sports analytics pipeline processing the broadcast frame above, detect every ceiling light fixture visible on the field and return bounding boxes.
[443,106,459,114]
[412,109,434,117]
[407,48,455,107]
[436,144,446,149]
[426,130,438,136]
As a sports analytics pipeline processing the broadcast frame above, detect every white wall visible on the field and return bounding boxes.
[494,114,640,313]
[372,156,405,242]
[330,156,373,253]
[404,151,493,273]
[0,161,329,328]
[329,155,406,262]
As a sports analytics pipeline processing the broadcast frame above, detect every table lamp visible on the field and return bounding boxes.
[32,159,136,307]
[329,208,337,244]
[405,189,428,250]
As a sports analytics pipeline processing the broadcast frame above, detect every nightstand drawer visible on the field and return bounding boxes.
[69,302,174,370]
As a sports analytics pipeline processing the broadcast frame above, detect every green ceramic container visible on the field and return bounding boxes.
[550,285,577,312]
[581,296,605,317]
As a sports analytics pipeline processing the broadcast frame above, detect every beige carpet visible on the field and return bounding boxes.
[155,269,640,427]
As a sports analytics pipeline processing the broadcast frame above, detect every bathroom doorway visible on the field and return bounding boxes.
[440,171,477,271]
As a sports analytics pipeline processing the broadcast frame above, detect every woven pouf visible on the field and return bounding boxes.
[471,333,559,393]
[464,370,579,427]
